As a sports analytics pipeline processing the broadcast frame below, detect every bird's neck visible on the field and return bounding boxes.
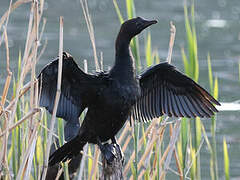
[110,33,136,81]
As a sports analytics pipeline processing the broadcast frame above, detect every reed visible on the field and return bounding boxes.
[239,61,240,82]
[223,137,229,180]
[207,53,219,180]
[0,0,232,179]
[181,1,202,179]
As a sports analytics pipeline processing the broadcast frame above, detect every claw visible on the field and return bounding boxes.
[97,138,117,164]
[111,137,124,164]
[113,143,124,164]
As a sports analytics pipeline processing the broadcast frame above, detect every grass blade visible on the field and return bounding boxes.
[223,137,229,180]
[207,53,213,92]
[213,77,218,100]
[181,118,188,171]
[88,146,93,178]
[181,47,189,76]
[145,31,152,67]
[113,0,124,24]
[126,0,135,19]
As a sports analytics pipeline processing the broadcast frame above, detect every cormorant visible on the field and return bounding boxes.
[38,17,220,170]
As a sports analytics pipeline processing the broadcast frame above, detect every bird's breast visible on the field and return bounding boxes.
[107,80,140,107]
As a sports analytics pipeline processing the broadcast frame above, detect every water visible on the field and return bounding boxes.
[0,0,239,179]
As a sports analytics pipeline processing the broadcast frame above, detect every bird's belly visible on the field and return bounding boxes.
[85,96,132,143]
[93,104,131,142]
[85,82,140,143]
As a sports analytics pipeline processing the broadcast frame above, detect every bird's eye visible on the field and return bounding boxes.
[136,21,143,29]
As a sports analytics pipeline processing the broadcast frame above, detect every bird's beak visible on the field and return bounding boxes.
[143,19,158,29]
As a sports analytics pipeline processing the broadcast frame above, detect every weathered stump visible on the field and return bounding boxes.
[100,144,124,180]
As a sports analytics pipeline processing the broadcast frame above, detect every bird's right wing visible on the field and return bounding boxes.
[38,52,101,123]
[131,62,220,122]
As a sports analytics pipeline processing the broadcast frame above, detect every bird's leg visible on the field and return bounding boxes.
[97,137,116,164]
[111,137,124,164]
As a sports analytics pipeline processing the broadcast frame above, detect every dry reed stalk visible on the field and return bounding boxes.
[80,0,100,71]
[37,39,48,63]
[0,26,12,179]
[129,121,166,179]
[160,171,166,180]
[15,3,42,177]
[26,0,45,62]
[0,31,11,118]
[16,120,40,179]
[152,138,163,179]
[37,0,45,23]
[84,59,88,73]
[123,118,159,175]
[22,3,34,70]
[173,134,183,179]
[37,18,48,63]
[157,126,173,169]
[24,128,38,179]
[0,0,12,47]
[184,138,204,179]
[29,0,39,138]
[6,3,34,153]
[41,16,64,180]
[152,129,162,167]
[39,0,45,16]
[78,143,89,179]
[6,1,43,177]
[39,18,46,41]
[0,108,40,138]
[0,107,10,179]
[0,24,12,114]
[100,51,104,71]
[1,80,37,116]
[39,122,59,139]
[118,121,131,145]
[164,120,181,173]
[55,167,64,180]
[121,134,132,153]
[0,0,31,31]
[167,123,183,179]
[137,127,158,171]
[167,21,176,64]
[138,169,145,179]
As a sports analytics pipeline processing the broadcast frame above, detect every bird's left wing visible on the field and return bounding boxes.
[131,62,220,122]
[38,52,102,123]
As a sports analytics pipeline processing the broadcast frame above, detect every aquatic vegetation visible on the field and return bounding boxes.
[0,0,234,179]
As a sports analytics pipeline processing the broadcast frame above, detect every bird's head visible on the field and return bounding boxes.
[119,17,157,39]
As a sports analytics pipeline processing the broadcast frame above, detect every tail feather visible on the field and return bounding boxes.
[48,136,85,166]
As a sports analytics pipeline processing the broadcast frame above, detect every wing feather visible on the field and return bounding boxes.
[38,52,101,123]
[132,62,220,122]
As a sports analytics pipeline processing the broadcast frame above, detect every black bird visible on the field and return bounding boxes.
[38,17,220,168]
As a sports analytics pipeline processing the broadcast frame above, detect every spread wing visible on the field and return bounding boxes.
[38,52,100,123]
[131,62,220,122]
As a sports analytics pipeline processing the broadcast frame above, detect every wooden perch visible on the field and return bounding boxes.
[100,144,124,180]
